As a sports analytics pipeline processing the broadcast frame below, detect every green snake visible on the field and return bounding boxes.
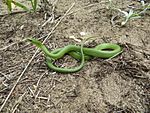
[27,38,122,73]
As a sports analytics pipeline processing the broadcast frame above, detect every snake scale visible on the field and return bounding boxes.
[28,38,122,73]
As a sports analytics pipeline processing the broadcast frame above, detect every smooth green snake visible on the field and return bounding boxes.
[28,38,122,73]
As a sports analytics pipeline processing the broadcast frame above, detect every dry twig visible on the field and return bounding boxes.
[0,71,10,80]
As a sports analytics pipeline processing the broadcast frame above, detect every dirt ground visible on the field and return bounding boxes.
[0,0,150,113]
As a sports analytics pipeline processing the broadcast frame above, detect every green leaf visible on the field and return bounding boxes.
[32,0,37,11]
[6,0,13,12]
[12,0,29,11]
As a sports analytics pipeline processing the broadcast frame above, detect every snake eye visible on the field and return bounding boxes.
[27,38,39,44]
[27,38,33,42]
[27,38,44,48]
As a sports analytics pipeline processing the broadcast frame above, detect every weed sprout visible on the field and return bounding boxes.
[108,0,146,26]
[117,9,141,26]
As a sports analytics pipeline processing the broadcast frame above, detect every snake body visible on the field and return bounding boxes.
[28,38,122,73]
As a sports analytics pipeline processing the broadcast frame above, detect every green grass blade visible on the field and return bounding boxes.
[12,1,29,11]
[6,0,12,12]
[32,0,37,11]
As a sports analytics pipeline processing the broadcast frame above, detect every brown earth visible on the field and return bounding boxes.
[0,0,150,113]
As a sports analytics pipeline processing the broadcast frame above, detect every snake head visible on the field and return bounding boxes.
[27,38,43,48]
